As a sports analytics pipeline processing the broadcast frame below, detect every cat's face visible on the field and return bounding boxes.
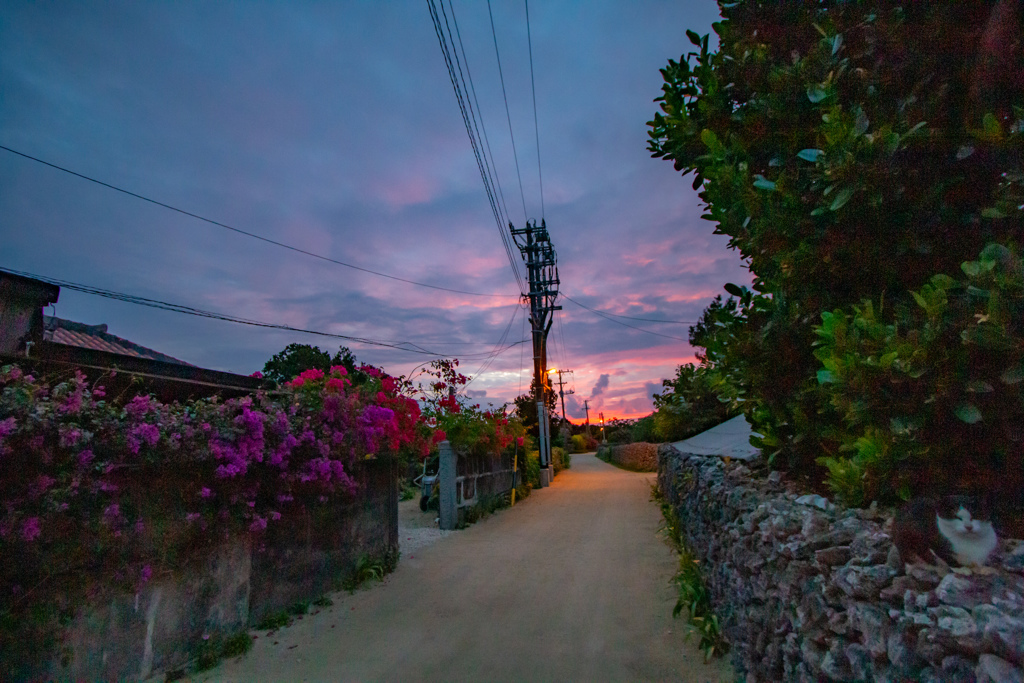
[937,495,991,535]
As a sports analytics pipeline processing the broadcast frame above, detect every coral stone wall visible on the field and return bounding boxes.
[657,444,1024,683]
[598,442,659,472]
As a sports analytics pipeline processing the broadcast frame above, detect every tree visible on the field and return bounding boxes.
[512,381,557,439]
[262,344,357,385]
[648,2,1024,476]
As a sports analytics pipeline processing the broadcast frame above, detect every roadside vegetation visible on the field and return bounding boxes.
[648,2,1024,521]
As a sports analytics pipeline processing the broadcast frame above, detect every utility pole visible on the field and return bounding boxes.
[600,411,607,444]
[583,399,591,437]
[549,368,574,421]
[511,218,560,486]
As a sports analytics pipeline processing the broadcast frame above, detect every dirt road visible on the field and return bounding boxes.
[190,453,733,682]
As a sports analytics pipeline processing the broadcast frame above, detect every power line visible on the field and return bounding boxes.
[524,0,545,219]
[0,144,518,299]
[486,0,529,222]
[427,0,525,294]
[561,294,692,342]
[0,265,528,358]
[561,292,696,324]
[464,301,524,389]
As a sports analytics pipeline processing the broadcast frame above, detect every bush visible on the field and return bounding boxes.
[552,446,571,473]
[0,363,428,675]
[814,244,1024,513]
[648,2,1024,485]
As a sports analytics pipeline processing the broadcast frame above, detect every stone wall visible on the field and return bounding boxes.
[598,442,658,472]
[657,444,1024,683]
[42,458,397,682]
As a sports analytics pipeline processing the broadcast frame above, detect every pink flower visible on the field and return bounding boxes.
[200,487,213,498]
[329,365,348,376]
[186,512,201,523]
[0,417,16,440]
[21,517,41,542]
[516,436,525,447]
[250,371,264,378]
[139,565,152,584]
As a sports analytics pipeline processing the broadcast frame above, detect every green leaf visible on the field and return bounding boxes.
[700,128,720,151]
[982,207,1007,219]
[930,274,957,290]
[911,291,928,310]
[955,403,983,424]
[962,261,981,277]
[853,110,869,137]
[686,29,702,46]
[903,121,927,139]
[797,148,824,162]
[723,282,744,297]
[983,112,1003,139]
[831,34,843,55]
[807,85,827,103]
[752,175,777,191]
[817,369,836,384]
[979,243,1011,263]
[830,186,854,211]
[879,351,898,369]
[1000,365,1024,384]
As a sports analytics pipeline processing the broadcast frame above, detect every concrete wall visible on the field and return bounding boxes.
[657,444,1024,683]
[455,450,515,508]
[598,442,658,472]
[41,458,397,682]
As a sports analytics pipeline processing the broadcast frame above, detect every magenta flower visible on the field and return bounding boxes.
[21,517,41,542]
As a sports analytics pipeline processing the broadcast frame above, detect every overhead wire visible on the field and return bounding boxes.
[428,0,525,294]
[524,0,544,219]
[0,144,517,300]
[562,294,692,342]
[485,0,529,223]
[1,266,528,359]
[447,2,517,268]
[561,292,696,324]
[463,300,524,390]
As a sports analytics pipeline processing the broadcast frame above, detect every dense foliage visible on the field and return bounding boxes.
[649,1,1024,506]
[0,362,428,670]
[417,359,525,458]
[261,343,358,385]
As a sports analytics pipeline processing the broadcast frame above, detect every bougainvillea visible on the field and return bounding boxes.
[0,362,430,663]
[416,359,524,457]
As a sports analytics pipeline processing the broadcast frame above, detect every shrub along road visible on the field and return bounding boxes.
[189,453,732,682]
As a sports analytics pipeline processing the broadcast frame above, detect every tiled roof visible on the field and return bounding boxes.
[43,316,193,366]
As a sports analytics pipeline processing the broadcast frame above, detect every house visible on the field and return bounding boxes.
[0,271,269,401]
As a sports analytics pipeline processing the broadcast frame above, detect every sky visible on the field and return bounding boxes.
[0,0,751,422]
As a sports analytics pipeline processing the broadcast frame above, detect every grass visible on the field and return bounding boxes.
[340,550,399,593]
[651,484,729,661]
[255,610,291,631]
[194,630,253,672]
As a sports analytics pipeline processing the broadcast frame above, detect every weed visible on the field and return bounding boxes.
[399,482,418,501]
[657,495,729,661]
[255,610,291,631]
[312,595,334,608]
[342,553,387,593]
[195,630,253,672]
[286,600,310,616]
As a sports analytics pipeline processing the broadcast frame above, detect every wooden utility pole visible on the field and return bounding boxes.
[550,368,574,421]
[583,399,591,437]
[511,219,560,485]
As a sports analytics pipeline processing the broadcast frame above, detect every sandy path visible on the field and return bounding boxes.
[188,453,733,682]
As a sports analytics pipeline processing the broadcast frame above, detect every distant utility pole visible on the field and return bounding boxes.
[549,368,574,421]
[600,411,607,444]
[583,399,591,437]
[511,219,560,485]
